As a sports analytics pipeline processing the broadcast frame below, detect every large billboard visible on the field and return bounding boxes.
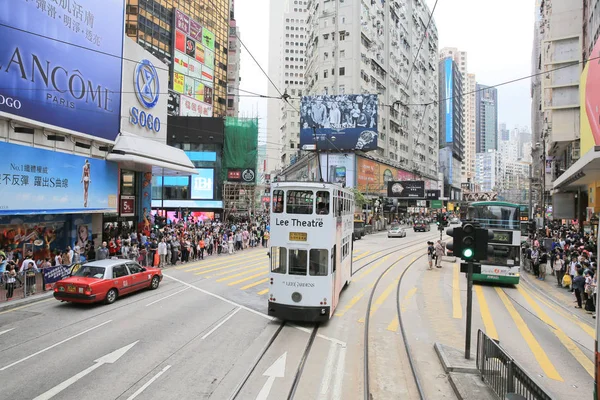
[387,181,425,199]
[0,142,118,214]
[444,58,453,143]
[191,168,214,199]
[319,153,355,187]
[172,9,215,117]
[581,36,600,155]
[0,0,125,141]
[356,157,435,195]
[300,94,378,151]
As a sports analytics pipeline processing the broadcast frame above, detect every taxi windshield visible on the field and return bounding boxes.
[72,266,105,279]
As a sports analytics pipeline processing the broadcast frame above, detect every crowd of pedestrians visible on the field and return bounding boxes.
[524,223,597,317]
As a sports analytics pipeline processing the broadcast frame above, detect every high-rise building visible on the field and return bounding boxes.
[584,0,600,61]
[499,123,509,141]
[227,0,241,117]
[475,151,500,192]
[439,48,476,184]
[475,84,498,153]
[125,0,230,117]
[266,0,309,173]
[301,0,439,180]
[439,57,464,201]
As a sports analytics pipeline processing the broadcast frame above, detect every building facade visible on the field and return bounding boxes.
[439,57,464,201]
[125,0,230,117]
[301,0,439,181]
[266,0,309,172]
[475,84,498,153]
[227,0,241,117]
[475,151,500,193]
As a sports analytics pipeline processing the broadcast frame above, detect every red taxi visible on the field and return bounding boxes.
[54,259,162,304]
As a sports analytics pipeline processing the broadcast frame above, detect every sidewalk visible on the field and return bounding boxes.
[521,269,596,325]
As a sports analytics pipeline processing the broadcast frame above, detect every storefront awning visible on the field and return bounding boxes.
[107,132,196,176]
[552,146,600,190]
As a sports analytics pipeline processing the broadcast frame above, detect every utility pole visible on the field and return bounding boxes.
[313,126,323,182]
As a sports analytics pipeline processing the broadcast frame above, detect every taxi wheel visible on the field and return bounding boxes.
[150,275,160,290]
[105,289,118,305]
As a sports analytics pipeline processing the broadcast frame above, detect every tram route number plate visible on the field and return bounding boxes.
[289,232,307,241]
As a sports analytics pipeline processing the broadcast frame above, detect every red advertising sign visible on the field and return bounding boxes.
[261,196,270,203]
[120,196,135,217]
[228,169,241,181]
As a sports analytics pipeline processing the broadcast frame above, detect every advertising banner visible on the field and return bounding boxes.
[319,153,355,187]
[581,35,600,155]
[387,181,425,199]
[444,58,453,143]
[300,94,378,151]
[171,9,215,116]
[0,142,118,214]
[120,196,135,217]
[191,168,214,199]
[0,0,125,141]
[43,265,72,290]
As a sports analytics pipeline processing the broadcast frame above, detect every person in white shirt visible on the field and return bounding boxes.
[20,257,39,296]
[158,239,167,268]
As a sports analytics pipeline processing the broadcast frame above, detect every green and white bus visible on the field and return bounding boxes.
[466,201,522,285]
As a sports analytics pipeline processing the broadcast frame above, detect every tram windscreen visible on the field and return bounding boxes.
[482,245,521,267]
[468,204,520,230]
[289,249,308,275]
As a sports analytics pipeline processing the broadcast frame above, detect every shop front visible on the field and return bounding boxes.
[0,142,118,259]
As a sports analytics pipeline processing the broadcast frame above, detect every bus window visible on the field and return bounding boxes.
[316,191,330,215]
[289,249,308,275]
[309,249,328,276]
[287,190,314,214]
[271,247,287,273]
[273,190,284,214]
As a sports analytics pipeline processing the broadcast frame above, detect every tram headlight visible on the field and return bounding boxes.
[291,292,302,303]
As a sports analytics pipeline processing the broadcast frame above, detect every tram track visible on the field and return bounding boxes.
[362,246,429,400]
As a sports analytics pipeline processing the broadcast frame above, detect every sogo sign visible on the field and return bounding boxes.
[129,60,161,133]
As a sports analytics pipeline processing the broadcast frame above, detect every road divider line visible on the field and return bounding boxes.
[352,251,372,261]
[452,264,462,319]
[0,320,112,371]
[145,287,190,307]
[335,283,374,317]
[387,287,418,332]
[358,278,399,323]
[163,274,347,346]
[241,278,269,290]
[354,256,393,282]
[495,287,563,381]
[474,286,498,340]
[216,266,265,283]
[202,308,241,340]
[258,288,269,295]
[126,365,172,400]
[318,342,338,399]
[0,328,15,336]
[331,345,347,400]
[516,286,594,377]
[228,271,269,286]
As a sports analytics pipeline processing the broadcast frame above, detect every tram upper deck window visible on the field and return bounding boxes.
[316,191,330,215]
[273,190,285,213]
[287,190,314,214]
[289,249,308,275]
[309,249,328,276]
[271,246,287,273]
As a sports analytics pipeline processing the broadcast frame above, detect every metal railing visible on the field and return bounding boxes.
[477,330,552,400]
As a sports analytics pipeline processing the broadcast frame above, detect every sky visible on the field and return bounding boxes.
[235,0,535,142]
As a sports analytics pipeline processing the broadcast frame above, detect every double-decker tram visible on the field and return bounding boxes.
[268,182,354,321]
[466,201,522,284]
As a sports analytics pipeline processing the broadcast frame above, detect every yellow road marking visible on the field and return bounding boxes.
[216,266,265,282]
[335,284,374,317]
[474,286,498,340]
[359,278,399,323]
[516,286,594,377]
[523,285,595,338]
[228,271,269,286]
[257,288,269,295]
[387,287,418,332]
[354,256,393,282]
[240,278,269,290]
[195,259,265,276]
[353,251,372,261]
[183,253,266,272]
[0,298,53,315]
[495,287,563,381]
[452,264,462,319]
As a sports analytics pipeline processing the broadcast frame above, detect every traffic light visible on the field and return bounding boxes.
[436,213,443,226]
[474,228,494,261]
[442,214,449,227]
[446,226,463,257]
[461,224,476,260]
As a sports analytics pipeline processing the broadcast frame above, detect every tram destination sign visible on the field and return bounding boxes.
[289,232,308,242]
[387,181,425,199]
[275,218,324,228]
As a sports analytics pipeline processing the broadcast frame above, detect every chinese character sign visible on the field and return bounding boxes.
[0,0,125,141]
[0,142,118,214]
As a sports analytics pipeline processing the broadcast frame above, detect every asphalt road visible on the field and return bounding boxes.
[0,226,592,399]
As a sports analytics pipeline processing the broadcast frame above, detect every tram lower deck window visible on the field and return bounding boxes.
[309,249,328,276]
[271,247,287,273]
[289,249,308,275]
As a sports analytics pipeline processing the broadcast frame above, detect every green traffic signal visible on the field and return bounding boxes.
[462,248,474,259]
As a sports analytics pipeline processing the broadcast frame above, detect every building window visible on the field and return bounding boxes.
[339,67,345,76]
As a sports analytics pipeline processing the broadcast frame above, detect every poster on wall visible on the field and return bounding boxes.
[171,9,215,117]
[0,142,118,214]
[319,153,355,187]
[0,0,125,141]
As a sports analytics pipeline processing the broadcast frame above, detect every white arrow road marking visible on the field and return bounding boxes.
[0,320,112,371]
[126,365,171,400]
[256,352,287,400]
[33,341,139,400]
[0,328,15,336]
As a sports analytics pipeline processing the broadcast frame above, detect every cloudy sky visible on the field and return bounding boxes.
[235,0,535,141]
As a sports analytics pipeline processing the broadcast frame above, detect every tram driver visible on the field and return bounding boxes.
[317,202,329,215]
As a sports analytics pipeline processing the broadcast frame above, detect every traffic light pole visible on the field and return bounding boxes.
[465,261,474,359]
